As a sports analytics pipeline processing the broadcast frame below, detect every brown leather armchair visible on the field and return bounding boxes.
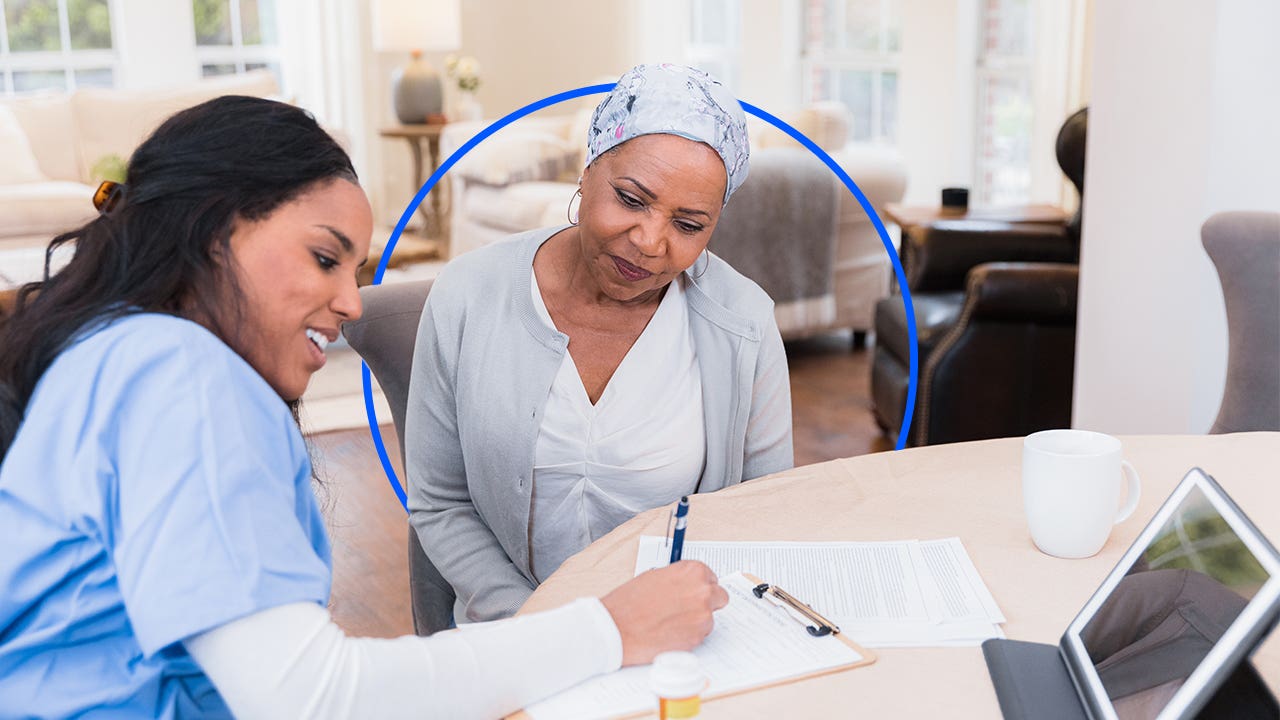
[871,107,1087,446]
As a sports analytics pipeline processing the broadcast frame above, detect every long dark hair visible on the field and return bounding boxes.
[0,95,357,459]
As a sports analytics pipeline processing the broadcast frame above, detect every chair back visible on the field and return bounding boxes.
[342,279,457,635]
[1201,212,1280,433]
[343,281,432,443]
[1055,106,1088,246]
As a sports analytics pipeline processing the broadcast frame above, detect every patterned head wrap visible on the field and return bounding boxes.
[585,63,750,204]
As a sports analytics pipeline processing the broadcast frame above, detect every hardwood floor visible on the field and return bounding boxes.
[310,331,890,638]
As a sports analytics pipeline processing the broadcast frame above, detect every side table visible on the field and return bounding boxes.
[380,124,450,242]
[879,203,1069,278]
[880,203,1069,231]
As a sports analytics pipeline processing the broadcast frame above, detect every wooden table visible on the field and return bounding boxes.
[380,124,449,239]
[881,203,1069,233]
[521,433,1280,718]
[877,203,1070,281]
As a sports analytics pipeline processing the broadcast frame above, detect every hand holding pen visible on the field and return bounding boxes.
[601,560,727,665]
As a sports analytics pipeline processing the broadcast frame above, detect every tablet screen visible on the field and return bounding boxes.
[1078,482,1271,720]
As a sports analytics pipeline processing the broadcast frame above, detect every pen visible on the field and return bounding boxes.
[669,496,690,564]
[752,582,841,637]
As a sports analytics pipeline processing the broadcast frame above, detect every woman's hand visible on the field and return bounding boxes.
[600,560,729,666]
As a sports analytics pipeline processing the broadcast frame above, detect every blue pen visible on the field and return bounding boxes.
[669,496,690,564]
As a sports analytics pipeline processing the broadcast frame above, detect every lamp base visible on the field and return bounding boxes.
[392,54,443,124]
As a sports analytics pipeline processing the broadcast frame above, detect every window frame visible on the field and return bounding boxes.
[0,0,119,96]
[800,0,902,145]
[972,0,1037,206]
[194,0,281,79]
[685,0,741,92]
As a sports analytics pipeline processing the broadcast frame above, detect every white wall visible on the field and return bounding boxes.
[113,0,199,89]
[459,0,640,118]
[738,0,803,110]
[1072,0,1280,434]
[896,0,974,205]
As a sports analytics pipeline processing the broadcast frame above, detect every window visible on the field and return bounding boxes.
[802,0,901,144]
[0,0,115,95]
[192,0,279,81]
[974,0,1034,206]
[687,0,739,91]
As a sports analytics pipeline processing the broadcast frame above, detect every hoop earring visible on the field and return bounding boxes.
[566,188,582,226]
[692,248,710,280]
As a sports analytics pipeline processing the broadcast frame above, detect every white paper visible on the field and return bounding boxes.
[525,573,862,720]
[635,536,1005,647]
[917,538,1006,623]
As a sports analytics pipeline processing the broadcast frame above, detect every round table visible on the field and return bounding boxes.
[520,433,1280,718]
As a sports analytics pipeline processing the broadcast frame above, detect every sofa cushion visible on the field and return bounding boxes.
[452,130,577,187]
[1,93,80,182]
[829,144,909,216]
[752,102,852,154]
[462,181,574,233]
[0,106,46,185]
[0,181,98,239]
[566,106,593,172]
[72,70,279,183]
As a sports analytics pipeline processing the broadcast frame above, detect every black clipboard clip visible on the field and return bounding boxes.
[752,582,842,637]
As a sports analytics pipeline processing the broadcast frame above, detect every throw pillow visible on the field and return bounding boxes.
[0,105,48,185]
[452,130,577,187]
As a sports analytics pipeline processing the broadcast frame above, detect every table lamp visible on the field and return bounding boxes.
[371,0,461,124]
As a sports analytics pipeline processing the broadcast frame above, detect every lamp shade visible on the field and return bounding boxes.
[372,0,461,52]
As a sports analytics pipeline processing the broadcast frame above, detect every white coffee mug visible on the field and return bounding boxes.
[1022,429,1141,559]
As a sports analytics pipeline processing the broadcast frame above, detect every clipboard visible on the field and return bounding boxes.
[514,572,877,720]
[710,572,877,698]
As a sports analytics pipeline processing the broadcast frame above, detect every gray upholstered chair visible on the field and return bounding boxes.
[1201,212,1280,433]
[341,279,456,635]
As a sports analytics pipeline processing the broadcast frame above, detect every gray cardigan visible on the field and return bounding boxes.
[405,226,793,622]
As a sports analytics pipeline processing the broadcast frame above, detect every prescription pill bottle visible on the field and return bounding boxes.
[650,651,705,719]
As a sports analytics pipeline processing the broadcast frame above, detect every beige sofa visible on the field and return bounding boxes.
[0,71,279,254]
[439,101,908,339]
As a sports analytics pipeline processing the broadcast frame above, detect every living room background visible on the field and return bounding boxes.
[5,0,1275,436]
[0,0,1088,228]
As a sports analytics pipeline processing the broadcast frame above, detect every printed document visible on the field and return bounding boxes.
[635,536,1005,647]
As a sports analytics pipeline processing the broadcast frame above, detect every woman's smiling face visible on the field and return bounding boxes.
[225,178,372,401]
[575,133,727,305]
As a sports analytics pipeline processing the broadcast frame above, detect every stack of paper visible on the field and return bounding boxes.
[635,536,1006,647]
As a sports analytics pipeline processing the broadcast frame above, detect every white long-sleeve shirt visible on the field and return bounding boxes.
[184,597,622,720]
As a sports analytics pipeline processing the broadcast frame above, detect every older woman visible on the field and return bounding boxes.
[407,63,794,623]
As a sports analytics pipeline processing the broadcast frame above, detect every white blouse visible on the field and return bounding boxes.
[528,271,706,582]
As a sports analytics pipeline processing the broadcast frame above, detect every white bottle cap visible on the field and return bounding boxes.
[650,651,705,699]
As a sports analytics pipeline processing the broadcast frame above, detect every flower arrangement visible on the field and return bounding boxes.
[445,54,481,93]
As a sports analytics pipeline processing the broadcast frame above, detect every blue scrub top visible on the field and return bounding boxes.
[0,314,332,718]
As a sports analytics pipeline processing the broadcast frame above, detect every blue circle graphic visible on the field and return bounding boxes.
[362,84,919,512]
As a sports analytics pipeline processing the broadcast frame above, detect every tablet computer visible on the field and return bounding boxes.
[985,467,1280,720]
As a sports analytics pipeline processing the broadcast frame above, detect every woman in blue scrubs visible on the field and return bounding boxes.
[0,96,727,719]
